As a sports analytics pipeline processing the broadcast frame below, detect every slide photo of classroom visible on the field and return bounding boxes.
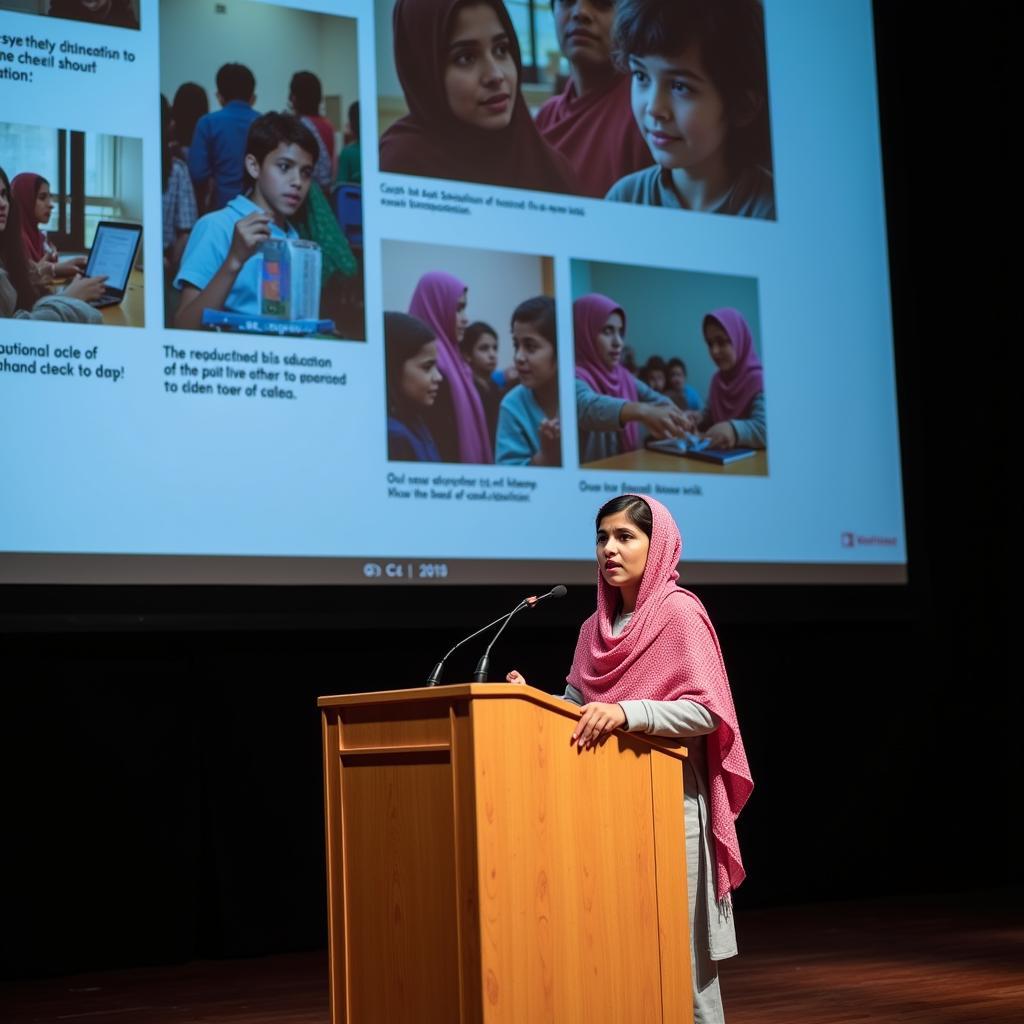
[160,0,365,340]
[572,258,768,476]
[375,0,774,217]
[381,239,560,468]
[0,0,139,30]
[1,120,144,328]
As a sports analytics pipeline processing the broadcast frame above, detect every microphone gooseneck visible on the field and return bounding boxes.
[473,584,568,683]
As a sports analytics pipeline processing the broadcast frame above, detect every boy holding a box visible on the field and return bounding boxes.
[174,113,317,330]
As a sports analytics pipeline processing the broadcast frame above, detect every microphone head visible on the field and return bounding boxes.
[551,585,567,598]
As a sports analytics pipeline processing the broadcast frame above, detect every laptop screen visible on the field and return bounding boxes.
[86,224,141,293]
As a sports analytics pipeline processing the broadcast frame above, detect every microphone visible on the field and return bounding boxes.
[472,584,567,683]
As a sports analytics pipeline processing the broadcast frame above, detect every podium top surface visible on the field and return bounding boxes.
[318,683,687,761]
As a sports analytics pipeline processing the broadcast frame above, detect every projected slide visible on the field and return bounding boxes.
[0,0,906,585]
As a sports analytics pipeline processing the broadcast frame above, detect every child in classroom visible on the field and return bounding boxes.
[408,270,493,465]
[380,0,575,193]
[385,311,444,462]
[605,0,775,219]
[496,296,561,466]
[682,308,766,448]
[173,113,317,330]
[460,320,502,447]
[10,172,87,284]
[666,356,702,410]
[574,292,688,464]
[188,63,261,213]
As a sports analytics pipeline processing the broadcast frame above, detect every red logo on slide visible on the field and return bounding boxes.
[841,532,855,548]
[841,531,897,549]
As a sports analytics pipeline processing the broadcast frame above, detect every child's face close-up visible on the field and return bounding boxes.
[455,290,470,342]
[468,332,499,376]
[648,369,666,392]
[512,320,556,388]
[704,319,737,372]
[669,365,686,390]
[401,340,443,407]
[34,182,54,226]
[595,311,625,370]
[554,0,615,71]
[629,47,729,176]
[445,4,518,131]
[247,143,314,219]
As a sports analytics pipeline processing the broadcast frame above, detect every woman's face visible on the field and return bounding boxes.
[444,4,518,131]
[595,311,625,370]
[401,340,443,407]
[0,178,9,234]
[596,511,650,593]
[34,180,54,227]
[512,321,557,389]
[455,289,469,342]
[704,318,737,372]
[468,331,498,375]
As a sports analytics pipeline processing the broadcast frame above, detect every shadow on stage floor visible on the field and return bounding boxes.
[2,890,1020,1023]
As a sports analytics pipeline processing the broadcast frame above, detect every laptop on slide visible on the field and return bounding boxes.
[83,221,142,307]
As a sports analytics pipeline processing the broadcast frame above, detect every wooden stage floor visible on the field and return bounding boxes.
[3,893,1021,1023]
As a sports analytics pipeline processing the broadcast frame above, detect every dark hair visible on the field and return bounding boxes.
[595,495,653,538]
[242,113,320,191]
[644,355,667,373]
[290,71,322,116]
[216,63,255,103]
[348,101,360,138]
[48,0,138,28]
[667,356,687,376]
[511,295,557,349]
[171,82,209,150]
[460,320,498,358]
[0,166,40,311]
[613,0,771,170]
[385,312,438,409]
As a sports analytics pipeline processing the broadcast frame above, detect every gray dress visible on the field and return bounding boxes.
[563,612,732,1024]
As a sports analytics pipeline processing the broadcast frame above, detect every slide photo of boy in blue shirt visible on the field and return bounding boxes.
[173,113,317,331]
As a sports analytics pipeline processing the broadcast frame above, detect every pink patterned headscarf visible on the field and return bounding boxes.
[573,293,641,452]
[705,308,764,425]
[567,494,753,899]
[408,271,493,465]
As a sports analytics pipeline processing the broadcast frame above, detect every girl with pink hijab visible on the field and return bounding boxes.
[683,308,767,449]
[408,270,493,464]
[508,494,752,1024]
[573,293,688,464]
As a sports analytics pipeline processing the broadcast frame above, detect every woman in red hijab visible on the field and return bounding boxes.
[508,493,752,1024]
[380,0,576,193]
[10,174,86,284]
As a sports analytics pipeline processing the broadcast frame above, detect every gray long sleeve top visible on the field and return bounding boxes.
[575,376,672,464]
[697,391,767,449]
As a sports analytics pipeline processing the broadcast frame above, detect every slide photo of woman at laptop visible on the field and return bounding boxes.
[1,119,144,327]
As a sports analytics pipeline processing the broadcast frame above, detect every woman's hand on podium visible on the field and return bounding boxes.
[506,669,527,685]
[572,702,626,749]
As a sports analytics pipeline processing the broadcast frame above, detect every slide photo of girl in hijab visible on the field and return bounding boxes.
[381,239,557,466]
[0,0,139,30]
[160,0,364,339]
[376,0,576,193]
[572,257,768,475]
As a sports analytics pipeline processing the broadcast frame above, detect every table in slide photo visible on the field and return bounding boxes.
[48,267,145,328]
[581,447,769,475]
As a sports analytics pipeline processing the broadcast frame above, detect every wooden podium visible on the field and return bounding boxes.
[318,684,692,1023]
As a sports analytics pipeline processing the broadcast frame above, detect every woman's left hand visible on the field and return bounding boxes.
[702,421,737,449]
[572,702,626,748]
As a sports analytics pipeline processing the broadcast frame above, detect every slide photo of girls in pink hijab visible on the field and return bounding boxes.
[572,257,768,475]
[375,0,774,217]
[381,240,560,467]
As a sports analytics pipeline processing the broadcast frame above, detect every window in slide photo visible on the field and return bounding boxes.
[160,0,364,340]
[1,120,143,328]
[0,0,139,30]
[572,258,768,476]
[382,240,560,468]
[375,0,774,217]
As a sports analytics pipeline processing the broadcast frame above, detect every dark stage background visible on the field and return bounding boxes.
[1,4,1015,982]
